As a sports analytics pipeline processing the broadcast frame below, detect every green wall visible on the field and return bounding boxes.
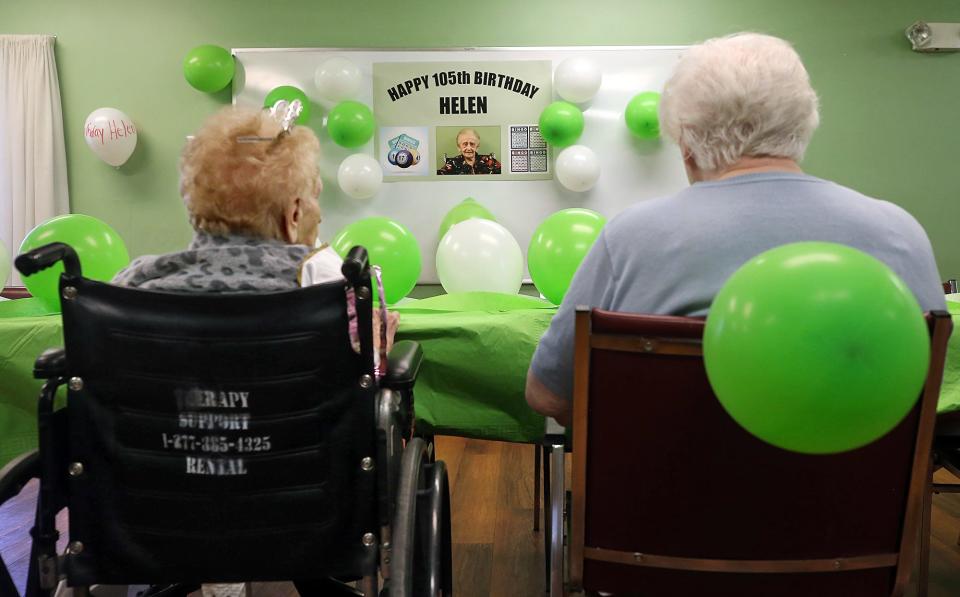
[2,0,958,277]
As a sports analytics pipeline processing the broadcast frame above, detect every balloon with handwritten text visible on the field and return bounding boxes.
[84,108,137,167]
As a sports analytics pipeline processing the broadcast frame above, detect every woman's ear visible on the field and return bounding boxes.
[283,197,302,244]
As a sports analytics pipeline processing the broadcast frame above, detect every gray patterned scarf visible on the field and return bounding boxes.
[112,231,312,293]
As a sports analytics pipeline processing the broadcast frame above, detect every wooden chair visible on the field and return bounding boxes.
[567,307,952,597]
[919,282,960,595]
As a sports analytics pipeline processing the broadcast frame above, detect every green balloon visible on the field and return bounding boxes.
[625,92,661,139]
[183,45,235,93]
[527,208,606,305]
[331,217,421,304]
[263,86,311,124]
[327,101,376,148]
[438,198,496,240]
[703,242,930,454]
[538,101,584,147]
[18,214,130,312]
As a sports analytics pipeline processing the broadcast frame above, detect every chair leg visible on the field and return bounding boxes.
[548,442,566,597]
[543,444,551,593]
[534,444,542,532]
[919,478,933,597]
[358,576,377,596]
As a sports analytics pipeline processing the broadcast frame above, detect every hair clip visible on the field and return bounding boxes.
[236,100,304,144]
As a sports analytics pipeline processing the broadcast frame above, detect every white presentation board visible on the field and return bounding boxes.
[233,46,688,283]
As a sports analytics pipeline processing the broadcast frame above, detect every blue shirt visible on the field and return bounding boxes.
[530,172,946,401]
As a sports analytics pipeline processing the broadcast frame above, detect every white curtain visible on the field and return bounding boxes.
[0,35,69,287]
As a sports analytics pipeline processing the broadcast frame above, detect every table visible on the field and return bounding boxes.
[3,295,959,471]
[0,293,556,469]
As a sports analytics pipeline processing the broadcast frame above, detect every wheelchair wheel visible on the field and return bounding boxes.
[389,438,452,597]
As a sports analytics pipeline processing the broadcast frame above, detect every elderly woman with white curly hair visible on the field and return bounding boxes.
[526,32,945,425]
[113,105,344,291]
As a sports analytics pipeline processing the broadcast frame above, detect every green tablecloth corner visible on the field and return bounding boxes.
[391,291,556,313]
[0,297,58,318]
[939,300,960,414]
[0,307,64,469]
[395,291,556,443]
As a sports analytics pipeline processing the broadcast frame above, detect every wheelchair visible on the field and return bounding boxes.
[0,242,452,597]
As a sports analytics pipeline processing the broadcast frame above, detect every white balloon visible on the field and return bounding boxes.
[556,145,601,192]
[83,108,137,167]
[314,56,362,102]
[437,219,523,295]
[554,57,602,104]
[337,154,383,199]
[0,240,10,287]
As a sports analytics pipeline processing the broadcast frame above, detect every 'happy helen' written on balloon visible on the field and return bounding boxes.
[85,119,137,145]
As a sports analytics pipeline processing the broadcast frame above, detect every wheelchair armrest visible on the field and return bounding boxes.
[0,450,39,506]
[34,348,66,379]
[384,340,423,392]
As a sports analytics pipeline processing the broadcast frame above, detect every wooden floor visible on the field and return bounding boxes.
[1,437,959,596]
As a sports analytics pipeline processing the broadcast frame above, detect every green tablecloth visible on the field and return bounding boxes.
[3,295,959,470]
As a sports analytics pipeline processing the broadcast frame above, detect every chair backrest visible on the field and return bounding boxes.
[55,272,380,586]
[569,308,952,597]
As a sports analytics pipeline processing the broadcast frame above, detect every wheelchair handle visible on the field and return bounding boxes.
[341,245,370,284]
[15,242,82,277]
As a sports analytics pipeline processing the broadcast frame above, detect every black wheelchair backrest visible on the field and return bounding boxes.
[57,274,379,586]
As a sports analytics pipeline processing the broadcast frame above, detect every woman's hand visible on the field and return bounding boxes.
[373,309,400,352]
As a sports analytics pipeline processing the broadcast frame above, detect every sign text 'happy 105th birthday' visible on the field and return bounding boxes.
[385,69,541,115]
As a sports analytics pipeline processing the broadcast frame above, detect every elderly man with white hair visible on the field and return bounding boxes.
[526,32,945,425]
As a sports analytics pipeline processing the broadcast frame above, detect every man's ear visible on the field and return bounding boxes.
[283,197,302,243]
[678,141,702,183]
